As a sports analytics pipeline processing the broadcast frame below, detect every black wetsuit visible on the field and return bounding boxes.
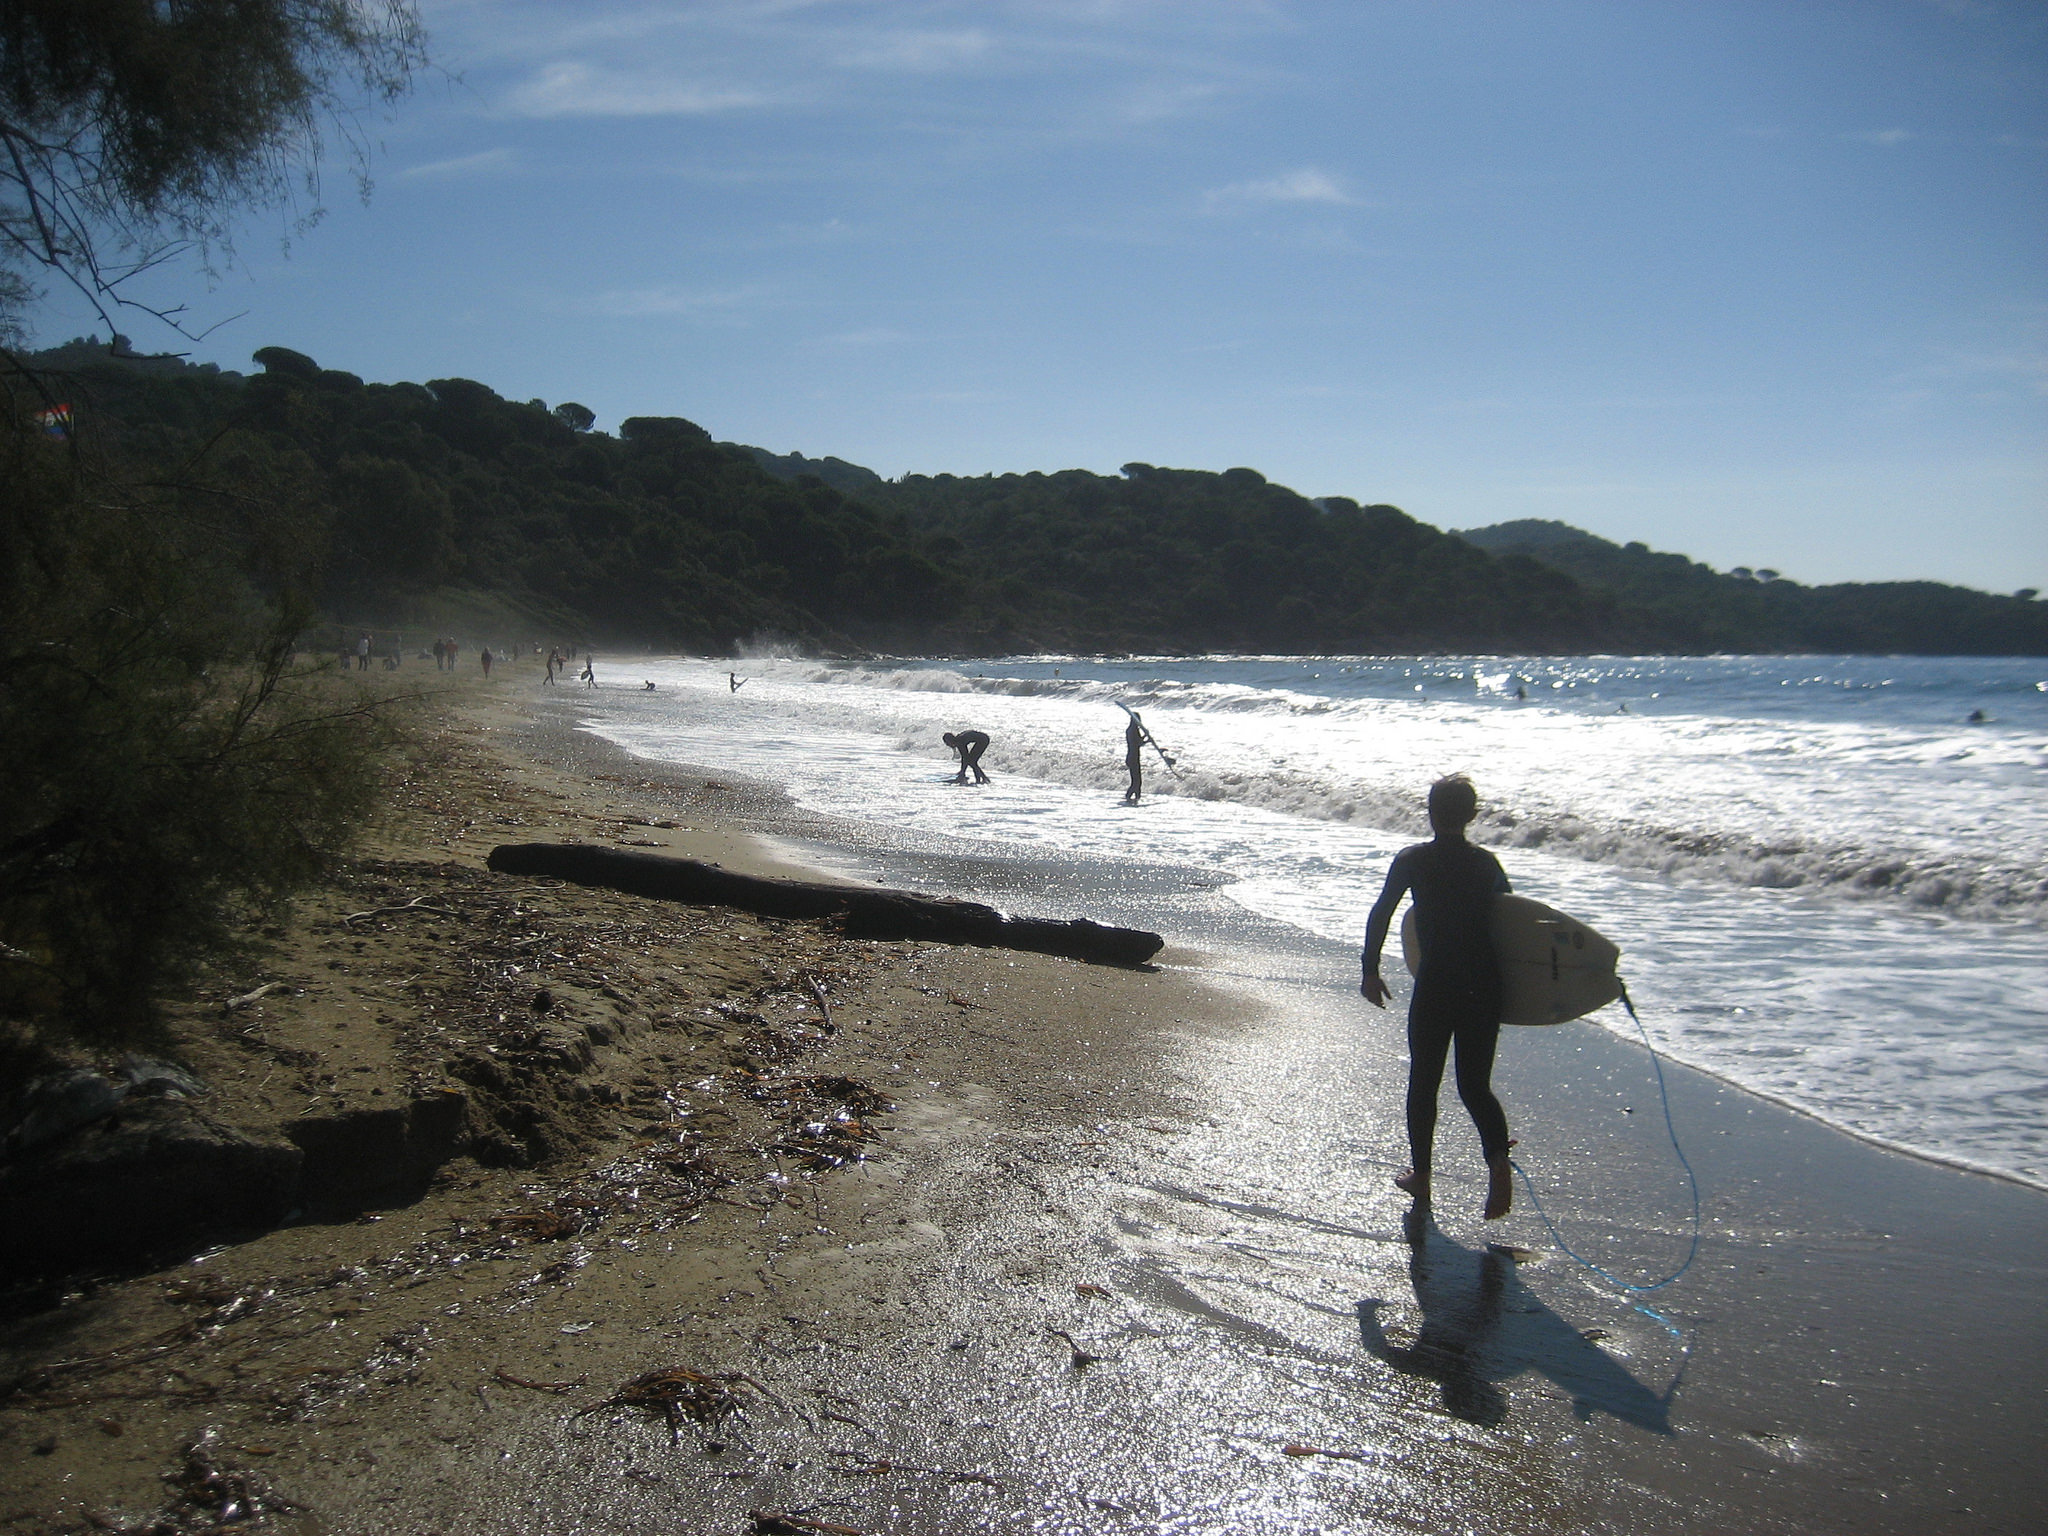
[1364,836,1513,1171]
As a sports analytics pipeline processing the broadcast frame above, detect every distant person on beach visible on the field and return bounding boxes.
[1360,774,1516,1221]
[644,681,656,691]
[729,672,745,693]
[581,655,596,688]
[943,730,991,784]
[357,632,372,671]
[544,649,558,686]
[480,646,494,678]
[1123,713,1145,803]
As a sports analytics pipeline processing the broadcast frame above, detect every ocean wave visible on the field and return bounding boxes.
[968,734,2048,921]
[1480,814,2048,918]
[717,659,2046,921]
[813,665,1342,716]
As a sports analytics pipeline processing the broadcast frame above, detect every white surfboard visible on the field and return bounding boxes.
[1401,895,1622,1026]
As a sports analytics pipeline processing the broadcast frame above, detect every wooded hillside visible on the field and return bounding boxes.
[1454,519,2046,655]
[24,340,2045,656]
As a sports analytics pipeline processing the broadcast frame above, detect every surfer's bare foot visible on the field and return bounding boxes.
[1394,1167,1430,1205]
[1483,1155,1513,1220]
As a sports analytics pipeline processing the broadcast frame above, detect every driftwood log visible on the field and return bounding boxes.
[486,844,1164,967]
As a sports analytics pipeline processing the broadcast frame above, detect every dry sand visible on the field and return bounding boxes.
[1,672,2042,1535]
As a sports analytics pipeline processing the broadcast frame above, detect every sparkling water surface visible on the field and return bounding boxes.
[567,653,2048,1189]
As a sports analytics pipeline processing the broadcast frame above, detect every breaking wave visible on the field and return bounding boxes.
[949,734,2046,920]
[807,665,1339,716]
[806,657,2048,922]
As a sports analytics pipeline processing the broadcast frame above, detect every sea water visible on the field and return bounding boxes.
[564,654,2048,1189]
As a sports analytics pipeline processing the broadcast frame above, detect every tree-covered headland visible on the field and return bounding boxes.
[1453,519,2046,656]
[20,344,2048,662]
[21,343,1639,652]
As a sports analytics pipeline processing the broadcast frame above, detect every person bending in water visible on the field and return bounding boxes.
[943,730,990,784]
[1360,774,1515,1220]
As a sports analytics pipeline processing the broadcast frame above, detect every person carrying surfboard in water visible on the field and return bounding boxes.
[1119,705,1177,802]
[1360,774,1516,1220]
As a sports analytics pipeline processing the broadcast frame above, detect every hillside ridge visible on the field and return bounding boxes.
[21,338,2044,655]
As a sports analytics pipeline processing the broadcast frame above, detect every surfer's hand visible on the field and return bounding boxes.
[1361,971,1390,1007]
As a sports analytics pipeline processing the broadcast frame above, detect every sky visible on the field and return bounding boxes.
[30,0,2048,592]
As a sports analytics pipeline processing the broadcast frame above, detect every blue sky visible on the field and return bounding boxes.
[33,0,2047,591]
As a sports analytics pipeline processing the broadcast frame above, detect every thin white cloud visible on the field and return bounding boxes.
[580,285,771,320]
[1116,78,1227,125]
[505,61,771,118]
[397,147,515,179]
[432,0,1283,134]
[1843,128,1915,146]
[820,327,910,346]
[1202,167,1361,212]
[838,28,994,71]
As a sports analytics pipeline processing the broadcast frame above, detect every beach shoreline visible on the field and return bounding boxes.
[1,671,2041,1534]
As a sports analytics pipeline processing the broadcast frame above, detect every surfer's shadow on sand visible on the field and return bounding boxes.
[1357,1212,1676,1434]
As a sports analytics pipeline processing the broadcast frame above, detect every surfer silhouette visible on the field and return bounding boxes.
[1361,774,1516,1220]
[942,729,991,784]
[1123,714,1145,802]
[730,672,745,693]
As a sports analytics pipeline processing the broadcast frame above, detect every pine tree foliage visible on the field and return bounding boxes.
[0,0,424,335]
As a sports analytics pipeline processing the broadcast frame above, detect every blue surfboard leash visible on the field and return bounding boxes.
[1509,981,1702,1337]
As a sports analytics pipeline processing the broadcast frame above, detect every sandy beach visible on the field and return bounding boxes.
[1,670,2042,1535]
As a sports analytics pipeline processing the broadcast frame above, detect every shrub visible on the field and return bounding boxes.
[0,394,403,1045]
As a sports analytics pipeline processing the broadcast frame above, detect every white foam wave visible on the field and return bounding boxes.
[769,656,2048,920]
[961,732,2046,919]
[804,665,1344,716]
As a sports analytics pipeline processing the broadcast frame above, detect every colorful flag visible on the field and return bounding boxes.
[35,403,72,439]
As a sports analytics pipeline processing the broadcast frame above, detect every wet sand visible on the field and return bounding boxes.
[2,671,2042,1534]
